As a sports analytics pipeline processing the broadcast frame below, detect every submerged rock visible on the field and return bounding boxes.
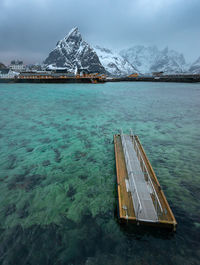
[26,147,34,153]
[4,203,16,216]
[42,160,51,167]
[39,137,51,144]
[7,174,45,191]
[53,148,61,163]
[25,174,45,191]
[74,150,87,161]
[66,185,76,199]
[87,156,97,163]
[7,154,17,170]
[18,201,29,219]
[78,175,88,180]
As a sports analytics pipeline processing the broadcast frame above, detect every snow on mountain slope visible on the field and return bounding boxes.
[120,45,187,74]
[44,27,106,74]
[150,47,186,73]
[94,46,137,76]
[44,27,195,76]
[188,57,200,74]
[120,45,158,74]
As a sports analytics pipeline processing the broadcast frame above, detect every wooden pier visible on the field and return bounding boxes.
[114,133,177,230]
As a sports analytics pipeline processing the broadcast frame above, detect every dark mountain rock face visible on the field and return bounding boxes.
[0,63,6,69]
[44,27,106,74]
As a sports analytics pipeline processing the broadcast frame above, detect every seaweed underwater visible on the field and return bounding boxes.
[0,82,199,265]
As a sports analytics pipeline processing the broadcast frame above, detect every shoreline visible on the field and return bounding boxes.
[0,75,200,84]
[0,77,105,84]
[108,75,200,83]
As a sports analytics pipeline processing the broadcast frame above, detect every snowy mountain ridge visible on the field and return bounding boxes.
[93,45,137,76]
[44,27,199,76]
[44,27,137,76]
[120,45,188,74]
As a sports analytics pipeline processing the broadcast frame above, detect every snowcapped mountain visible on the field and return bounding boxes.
[188,57,200,74]
[44,27,106,74]
[44,27,197,76]
[151,47,186,73]
[44,27,137,76]
[120,45,158,74]
[93,46,137,76]
[120,45,187,74]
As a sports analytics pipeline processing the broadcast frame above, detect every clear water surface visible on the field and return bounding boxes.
[0,82,199,265]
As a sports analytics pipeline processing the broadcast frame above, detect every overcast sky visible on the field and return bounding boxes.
[0,0,199,64]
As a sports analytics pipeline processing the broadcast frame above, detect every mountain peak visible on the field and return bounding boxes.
[44,27,106,74]
[62,26,82,43]
[67,27,79,37]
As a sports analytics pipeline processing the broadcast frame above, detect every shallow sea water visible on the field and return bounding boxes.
[0,82,199,265]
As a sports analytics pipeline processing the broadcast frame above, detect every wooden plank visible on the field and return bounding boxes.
[114,134,177,230]
[134,136,177,228]
[114,135,135,219]
[122,135,158,221]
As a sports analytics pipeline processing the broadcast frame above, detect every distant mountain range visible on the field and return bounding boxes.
[44,27,200,76]
[120,46,187,74]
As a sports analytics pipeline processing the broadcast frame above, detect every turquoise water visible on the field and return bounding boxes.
[0,82,199,265]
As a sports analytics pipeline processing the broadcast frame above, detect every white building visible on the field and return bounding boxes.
[9,60,25,72]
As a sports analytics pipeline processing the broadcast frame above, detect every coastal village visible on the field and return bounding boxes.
[0,59,200,83]
[0,27,200,83]
[0,60,107,83]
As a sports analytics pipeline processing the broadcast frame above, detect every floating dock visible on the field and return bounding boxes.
[114,133,177,230]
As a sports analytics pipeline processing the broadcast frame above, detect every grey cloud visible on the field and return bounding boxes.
[0,0,199,64]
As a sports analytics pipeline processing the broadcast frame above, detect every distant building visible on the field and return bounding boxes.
[0,69,19,78]
[27,64,42,71]
[128,73,139,78]
[9,60,25,72]
[152,71,164,77]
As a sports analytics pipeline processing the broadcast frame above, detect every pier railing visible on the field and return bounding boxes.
[131,133,163,217]
[120,131,142,219]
